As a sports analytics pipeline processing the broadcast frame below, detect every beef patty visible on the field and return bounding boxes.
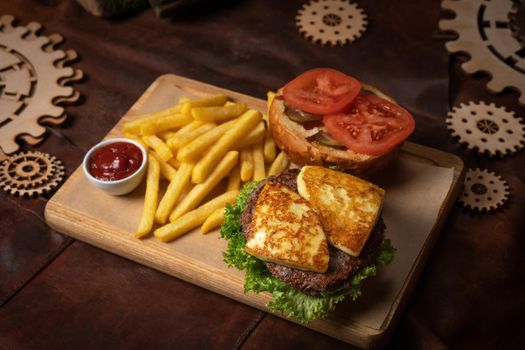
[241,168,385,295]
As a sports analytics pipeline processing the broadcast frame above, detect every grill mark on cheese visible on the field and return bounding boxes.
[297,166,384,257]
[245,182,329,273]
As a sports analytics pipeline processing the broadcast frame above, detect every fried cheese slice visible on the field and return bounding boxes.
[297,166,385,257]
[245,182,329,273]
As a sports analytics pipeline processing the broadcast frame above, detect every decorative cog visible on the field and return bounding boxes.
[0,151,65,197]
[296,0,367,46]
[458,168,509,212]
[439,0,525,105]
[0,15,83,156]
[446,101,525,156]
[509,0,525,48]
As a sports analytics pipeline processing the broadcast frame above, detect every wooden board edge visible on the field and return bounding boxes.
[44,73,468,349]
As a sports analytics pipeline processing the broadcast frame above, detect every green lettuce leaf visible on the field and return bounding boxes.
[220,181,396,322]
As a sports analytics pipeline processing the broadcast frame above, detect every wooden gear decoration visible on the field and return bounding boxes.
[296,0,367,46]
[459,168,510,212]
[439,0,525,105]
[509,0,525,47]
[0,15,82,159]
[446,101,525,157]
[0,151,65,197]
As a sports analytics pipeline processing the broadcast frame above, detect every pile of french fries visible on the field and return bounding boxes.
[123,93,289,243]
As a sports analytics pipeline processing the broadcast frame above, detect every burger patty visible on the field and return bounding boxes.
[241,168,385,296]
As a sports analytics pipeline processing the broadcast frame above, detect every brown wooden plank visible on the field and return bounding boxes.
[0,240,265,350]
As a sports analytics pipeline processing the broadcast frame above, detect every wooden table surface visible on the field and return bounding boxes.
[1,0,524,349]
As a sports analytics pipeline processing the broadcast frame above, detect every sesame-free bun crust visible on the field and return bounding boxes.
[269,90,400,175]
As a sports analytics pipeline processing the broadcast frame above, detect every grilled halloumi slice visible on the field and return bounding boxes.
[297,166,384,257]
[245,181,329,273]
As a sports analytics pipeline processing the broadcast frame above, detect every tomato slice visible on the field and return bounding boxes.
[322,94,415,156]
[283,68,361,115]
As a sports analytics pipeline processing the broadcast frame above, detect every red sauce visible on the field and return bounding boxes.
[89,142,143,181]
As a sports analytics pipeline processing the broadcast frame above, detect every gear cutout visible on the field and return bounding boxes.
[296,0,367,46]
[459,168,509,212]
[439,0,525,105]
[0,151,65,197]
[446,101,525,156]
[509,0,525,48]
[0,15,83,156]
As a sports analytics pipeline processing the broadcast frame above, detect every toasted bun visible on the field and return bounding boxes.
[269,88,400,176]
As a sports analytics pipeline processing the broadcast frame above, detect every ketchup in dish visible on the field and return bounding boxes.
[89,142,143,181]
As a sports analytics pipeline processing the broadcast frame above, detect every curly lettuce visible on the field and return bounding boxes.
[220,181,395,322]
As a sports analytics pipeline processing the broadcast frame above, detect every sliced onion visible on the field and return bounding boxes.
[308,131,346,148]
[360,83,395,102]
[284,105,323,122]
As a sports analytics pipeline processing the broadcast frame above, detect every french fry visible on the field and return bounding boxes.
[200,207,226,234]
[155,162,194,224]
[227,164,241,191]
[170,151,238,221]
[252,139,266,181]
[263,93,276,162]
[149,151,177,181]
[139,121,157,136]
[268,151,289,176]
[192,110,261,183]
[173,120,205,137]
[123,117,157,135]
[158,130,177,141]
[123,132,147,148]
[178,97,191,105]
[235,121,265,149]
[168,158,181,169]
[155,190,238,242]
[240,147,253,182]
[123,106,181,134]
[180,102,192,119]
[191,103,247,123]
[141,113,193,135]
[267,91,275,116]
[135,156,160,238]
[263,118,276,163]
[187,94,228,108]
[143,135,174,162]
[166,121,204,150]
[177,119,238,162]
[167,122,216,150]
[263,135,276,163]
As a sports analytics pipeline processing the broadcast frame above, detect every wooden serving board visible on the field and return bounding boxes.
[45,74,465,349]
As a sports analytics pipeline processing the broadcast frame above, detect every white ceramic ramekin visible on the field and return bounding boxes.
[82,138,148,195]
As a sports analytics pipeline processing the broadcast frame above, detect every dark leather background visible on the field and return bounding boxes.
[1,0,524,348]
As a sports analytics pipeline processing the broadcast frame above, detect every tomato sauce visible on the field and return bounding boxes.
[89,142,143,181]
